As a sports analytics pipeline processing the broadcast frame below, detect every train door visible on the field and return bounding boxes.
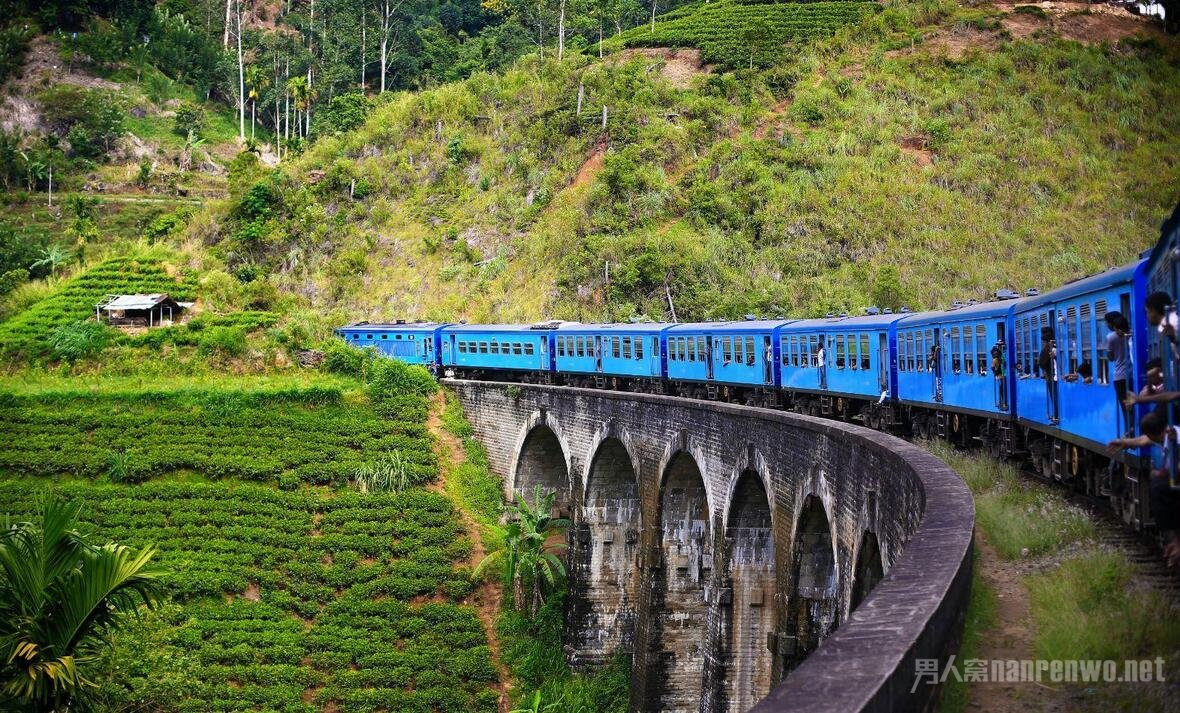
[932,328,943,402]
[447,335,456,364]
[706,335,715,380]
[594,335,603,372]
[762,336,773,385]
[994,322,1007,411]
[821,335,830,389]
[877,333,888,393]
[1047,310,1060,423]
[651,336,661,375]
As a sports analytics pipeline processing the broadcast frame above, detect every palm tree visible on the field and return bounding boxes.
[473,487,569,616]
[245,64,269,140]
[0,496,163,709]
[30,244,70,277]
[287,76,309,139]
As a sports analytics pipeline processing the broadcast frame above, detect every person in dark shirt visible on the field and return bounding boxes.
[1109,411,1180,566]
[1038,327,1059,423]
[1105,311,1133,436]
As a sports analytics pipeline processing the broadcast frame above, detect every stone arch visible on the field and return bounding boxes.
[850,530,885,612]
[572,433,642,666]
[649,448,712,713]
[720,468,776,713]
[510,410,571,514]
[784,493,839,673]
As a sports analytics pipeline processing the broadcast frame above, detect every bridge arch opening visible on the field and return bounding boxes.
[785,494,838,673]
[651,451,712,712]
[576,437,641,665]
[721,469,776,713]
[514,424,569,515]
[850,530,884,611]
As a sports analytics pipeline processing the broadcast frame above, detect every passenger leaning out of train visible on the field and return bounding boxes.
[1147,291,1179,360]
[1104,311,1134,435]
[1126,358,1180,409]
[1038,327,1060,422]
[1108,411,1180,566]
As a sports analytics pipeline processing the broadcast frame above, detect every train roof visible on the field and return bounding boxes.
[1145,203,1180,275]
[556,322,676,333]
[441,322,569,333]
[782,313,911,330]
[666,319,794,333]
[1015,260,1144,312]
[339,321,449,331]
[898,298,1021,325]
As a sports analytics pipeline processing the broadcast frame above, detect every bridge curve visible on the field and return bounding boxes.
[446,380,974,713]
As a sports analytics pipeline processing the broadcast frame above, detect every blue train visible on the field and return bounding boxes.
[339,205,1180,533]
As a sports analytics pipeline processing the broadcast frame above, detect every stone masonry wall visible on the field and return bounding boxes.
[446,380,973,713]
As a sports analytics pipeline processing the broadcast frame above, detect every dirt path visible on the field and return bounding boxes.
[969,535,1066,713]
[426,392,512,713]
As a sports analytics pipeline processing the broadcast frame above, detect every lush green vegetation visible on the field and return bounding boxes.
[614,0,878,68]
[0,496,164,710]
[0,375,498,712]
[931,442,1180,713]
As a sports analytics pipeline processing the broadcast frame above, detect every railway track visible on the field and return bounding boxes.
[1020,466,1180,597]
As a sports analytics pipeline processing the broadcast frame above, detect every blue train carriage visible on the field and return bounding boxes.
[1011,260,1150,499]
[776,311,906,426]
[663,320,792,405]
[553,322,674,390]
[335,321,449,368]
[894,295,1022,452]
[440,323,557,379]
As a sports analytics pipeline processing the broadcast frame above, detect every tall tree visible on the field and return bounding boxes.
[0,496,163,709]
[377,0,406,92]
[246,64,268,139]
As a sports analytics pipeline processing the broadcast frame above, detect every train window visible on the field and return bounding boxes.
[835,335,846,369]
[477,342,486,354]
[525,344,535,356]
[860,334,871,370]
[670,338,679,361]
[622,337,631,359]
[513,343,522,355]
[848,333,858,370]
[1079,303,1093,384]
[458,341,467,354]
[696,337,706,361]
[1066,306,1079,375]
[745,337,756,366]
[899,333,907,372]
[731,337,742,364]
[788,336,797,367]
[611,338,619,359]
[722,337,732,364]
[681,338,689,361]
[976,325,987,376]
[636,338,644,360]
[380,334,387,340]
[950,327,961,373]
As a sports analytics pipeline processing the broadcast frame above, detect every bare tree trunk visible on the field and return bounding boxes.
[360,8,366,90]
[557,0,566,61]
[223,0,231,47]
[236,0,245,140]
[576,82,583,117]
[651,0,657,32]
[306,66,312,136]
[251,100,256,139]
[599,22,603,58]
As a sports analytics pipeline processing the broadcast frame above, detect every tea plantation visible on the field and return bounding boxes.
[614,0,878,67]
[0,381,498,712]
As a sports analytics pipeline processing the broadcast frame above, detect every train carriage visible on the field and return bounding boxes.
[663,320,792,404]
[776,313,906,425]
[895,297,1021,451]
[335,321,449,366]
[553,322,673,388]
[440,324,554,376]
[1011,261,1150,494]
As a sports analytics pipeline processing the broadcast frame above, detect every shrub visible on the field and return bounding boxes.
[352,451,412,493]
[173,102,208,139]
[321,338,371,377]
[48,320,112,362]
[197,326,247,357]
[39,85,127,159]
[0,268,28,296]
[367,358,438,401]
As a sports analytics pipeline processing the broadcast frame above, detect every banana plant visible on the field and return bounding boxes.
[473,486,570,616]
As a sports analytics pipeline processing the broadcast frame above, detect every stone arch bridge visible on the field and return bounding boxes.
[447,380,974,713]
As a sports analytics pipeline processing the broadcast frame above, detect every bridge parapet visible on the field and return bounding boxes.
[445,380,974,713]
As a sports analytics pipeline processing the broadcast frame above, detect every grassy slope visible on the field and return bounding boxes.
[199,0,1180,326]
